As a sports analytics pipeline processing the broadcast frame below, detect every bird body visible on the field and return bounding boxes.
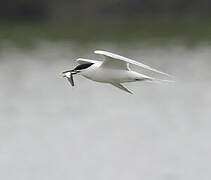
[61,50,172,94]
[79,62,151,83]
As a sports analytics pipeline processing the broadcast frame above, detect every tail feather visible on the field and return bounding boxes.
[146,78,175,84]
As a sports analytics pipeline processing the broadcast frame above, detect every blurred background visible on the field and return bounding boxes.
[1,1,211,180]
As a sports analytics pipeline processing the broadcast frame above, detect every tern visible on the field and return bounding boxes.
[61,50,172,94]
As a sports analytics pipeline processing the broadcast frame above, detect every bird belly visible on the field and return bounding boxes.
[81,69,144,83]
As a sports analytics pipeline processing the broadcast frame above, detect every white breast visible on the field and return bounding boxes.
[80,63,138,83]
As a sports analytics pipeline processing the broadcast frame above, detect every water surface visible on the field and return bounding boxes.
[0,41,211,180]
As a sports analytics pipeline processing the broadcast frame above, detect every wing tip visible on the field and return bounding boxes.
[76,58,88,65]
[149,68,174,78]
[76,58,91,63]
[76,58,82,62]
[76,57,85,61]
[94,50,105,54]
[162,72,175,78]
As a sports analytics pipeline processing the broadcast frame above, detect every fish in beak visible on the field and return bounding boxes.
[60,70,79,87]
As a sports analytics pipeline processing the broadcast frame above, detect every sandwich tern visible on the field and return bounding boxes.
[61,50,172,94]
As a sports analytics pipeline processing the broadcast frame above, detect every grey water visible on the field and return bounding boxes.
[0,41,211,180]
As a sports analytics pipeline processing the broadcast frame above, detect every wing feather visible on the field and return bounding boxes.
[76,58,100,65]
[94,50,171,77]
[111,83,133,94]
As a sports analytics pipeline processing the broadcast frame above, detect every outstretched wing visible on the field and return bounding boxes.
[94,50,171,77]
[94,51,129,70]
[111,83,133,94]
[76,58,100,65]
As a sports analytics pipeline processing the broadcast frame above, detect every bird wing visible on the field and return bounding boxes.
[111,83,133,94]
[76,58,100,65]
[94,50,171,77]
[94,50,129,70]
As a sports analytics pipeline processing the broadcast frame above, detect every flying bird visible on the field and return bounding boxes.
[61,50,172,94]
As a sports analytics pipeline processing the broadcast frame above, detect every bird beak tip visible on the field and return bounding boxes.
[58,72,64,78]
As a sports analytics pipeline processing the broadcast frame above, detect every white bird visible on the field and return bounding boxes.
[61,50,172,94]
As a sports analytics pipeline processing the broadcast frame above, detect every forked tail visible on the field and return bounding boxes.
[146,77,175,84]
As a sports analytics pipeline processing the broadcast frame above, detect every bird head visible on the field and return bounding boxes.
[60,63,94,87]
